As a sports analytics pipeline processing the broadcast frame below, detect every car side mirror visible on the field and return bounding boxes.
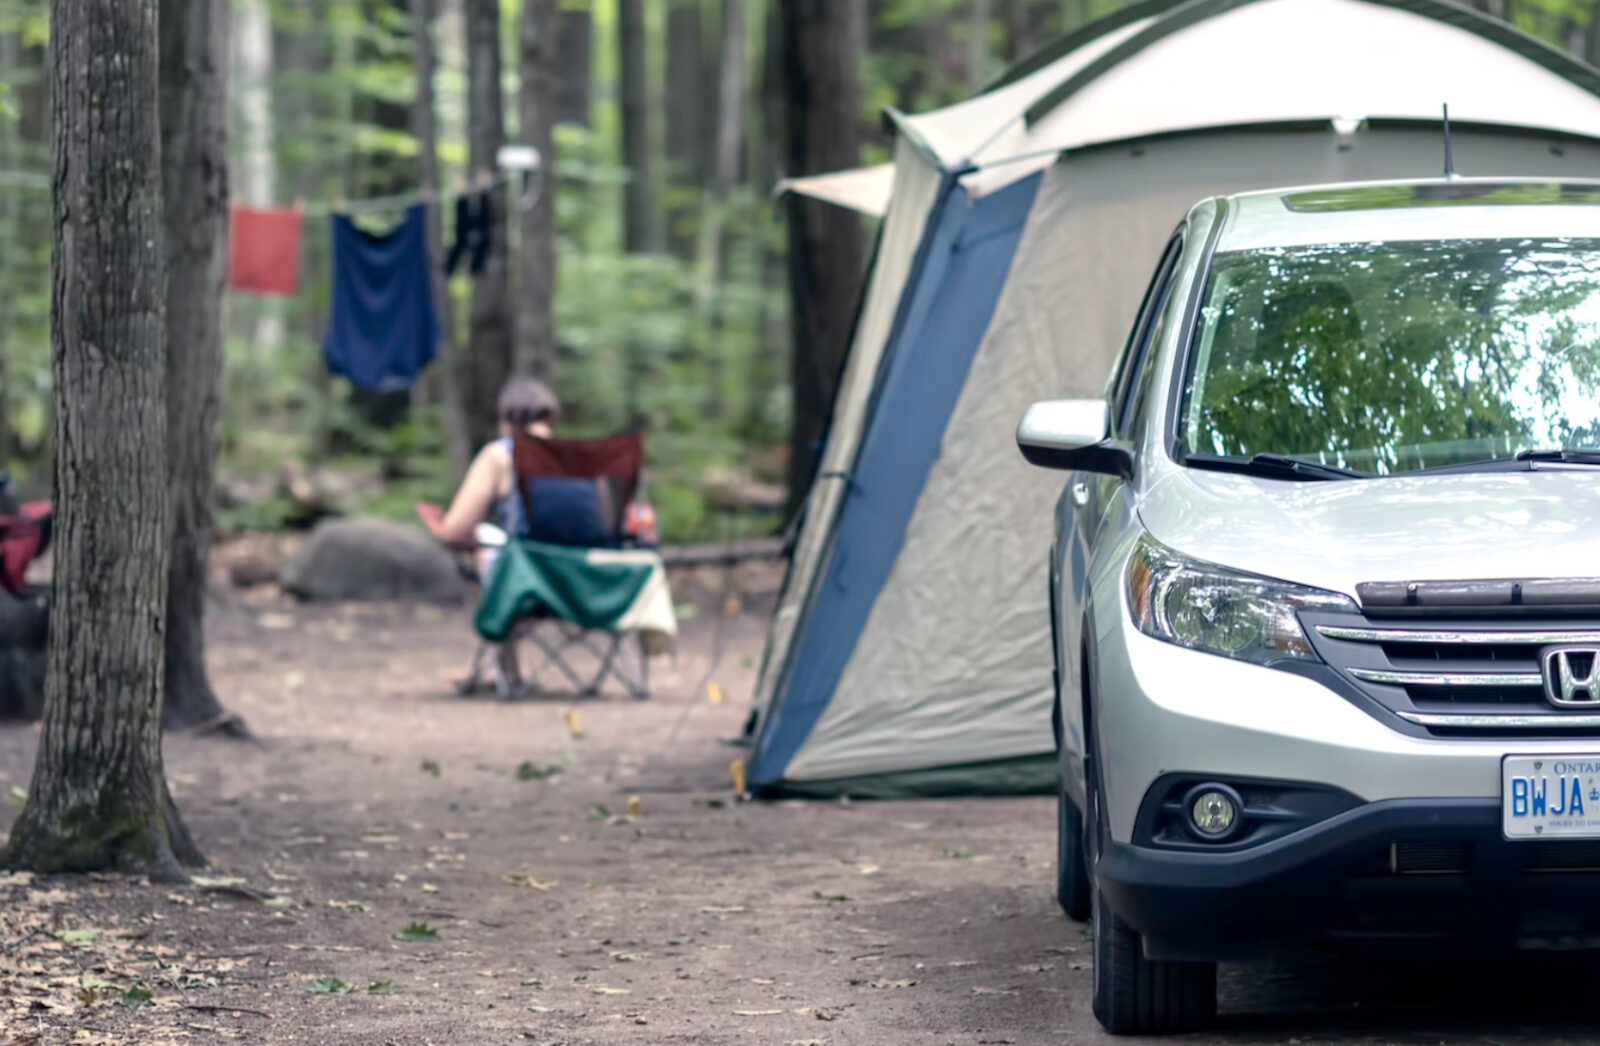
[1015,399,1135,478]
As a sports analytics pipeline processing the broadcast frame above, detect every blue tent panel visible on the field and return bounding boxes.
[751,172,1044,786]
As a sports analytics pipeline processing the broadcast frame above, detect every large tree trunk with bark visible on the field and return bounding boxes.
[413,0,470,476]
[160,0,237,735]
[619,0,661,254]
[462,0,513,449]
[780,0,868,513]
[5,0,202,878]
[517,0,558,384]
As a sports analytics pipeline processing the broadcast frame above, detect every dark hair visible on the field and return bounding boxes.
[497,379,561,429]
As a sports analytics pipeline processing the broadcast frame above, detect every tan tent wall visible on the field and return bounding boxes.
[781,124,1600,783]
[751,139,946,722]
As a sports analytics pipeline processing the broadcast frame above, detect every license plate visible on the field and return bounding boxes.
[1503,756,1600,839]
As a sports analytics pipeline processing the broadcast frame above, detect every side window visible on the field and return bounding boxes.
[1111,233,1183,437]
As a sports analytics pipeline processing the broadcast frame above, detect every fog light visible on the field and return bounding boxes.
[1189,789,1238,837]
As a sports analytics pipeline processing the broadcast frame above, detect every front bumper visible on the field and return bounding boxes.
[1101,797,1600,961]
[1095,622,1600,844]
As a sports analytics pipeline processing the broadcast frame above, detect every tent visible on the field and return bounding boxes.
[749,0,1600,798]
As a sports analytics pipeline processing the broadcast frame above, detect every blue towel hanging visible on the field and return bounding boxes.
[324,204,440,391]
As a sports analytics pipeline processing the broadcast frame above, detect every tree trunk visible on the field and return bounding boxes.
[462,0,513,450]
[664,0,706,259]
[5,0,202,878]
[694,0,748,417]
[969,0,992,90]
[413,0,471,476]
[1587,0,1600,65]
[0,32,18,470]
[780,0,868,514]
[619,0,661,254]
[233,0,284,358]
[517,0,558,384]
[159,0,237,736]
[555,1,592,126]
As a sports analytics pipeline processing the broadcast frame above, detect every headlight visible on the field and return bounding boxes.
[1125,534,1353,665]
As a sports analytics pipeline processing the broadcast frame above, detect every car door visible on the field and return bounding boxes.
[1054,229,1185,802]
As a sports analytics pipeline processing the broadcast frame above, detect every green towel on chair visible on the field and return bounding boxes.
[475,541,658,642]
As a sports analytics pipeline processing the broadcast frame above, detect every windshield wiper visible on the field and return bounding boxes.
[1412,448,1600,475]
[1184,452,1369,482]
[1515,448,1600,465]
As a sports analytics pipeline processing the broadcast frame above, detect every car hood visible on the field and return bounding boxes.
[1137,466,1600,598]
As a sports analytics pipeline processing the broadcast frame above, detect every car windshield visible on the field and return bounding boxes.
[1180,237,1600,474]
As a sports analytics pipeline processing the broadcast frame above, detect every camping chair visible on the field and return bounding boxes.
[464,430,672,701]
[0,493,51,598]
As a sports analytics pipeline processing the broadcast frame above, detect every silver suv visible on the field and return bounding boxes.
[1018,179,1600,1036]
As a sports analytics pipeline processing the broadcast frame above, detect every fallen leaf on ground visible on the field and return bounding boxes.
[305,977,351,995]
[421,883,439,894]
[57,929,100,946]
[420,759,442,777]
[190,875,247,889]
[812,892,849,903]
[120,987,153,1008]
[590,986,630,996]
[733,1009,784,1016]
[395,922,438,942]
[503,873,557,891]
[366,980,399,995]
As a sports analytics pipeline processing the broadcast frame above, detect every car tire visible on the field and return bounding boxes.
[1056,786,1091,921]
[1083,688,1216,1036]
[1090,887,1216,1035]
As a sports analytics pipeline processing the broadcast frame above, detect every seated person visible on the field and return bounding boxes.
[428,379,610,577]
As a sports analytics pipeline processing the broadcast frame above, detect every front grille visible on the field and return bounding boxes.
[1303,609,1600,737]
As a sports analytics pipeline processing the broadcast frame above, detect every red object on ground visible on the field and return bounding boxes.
[0,501,51,596]
[229,207,303,296]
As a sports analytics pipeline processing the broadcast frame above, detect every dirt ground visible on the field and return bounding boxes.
[2,558,1600,1045]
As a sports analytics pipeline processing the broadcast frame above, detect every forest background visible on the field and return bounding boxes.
[0,0,1591,543]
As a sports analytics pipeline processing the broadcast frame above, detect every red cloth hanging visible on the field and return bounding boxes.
[229,207,303,296]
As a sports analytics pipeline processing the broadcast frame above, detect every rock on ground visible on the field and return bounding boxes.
[279,516,464,604]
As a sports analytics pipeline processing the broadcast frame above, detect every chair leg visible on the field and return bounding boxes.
[586,633,623,698]
[491,641,524,701]
[632,632,650,701]
[457,642,489,695]
[527,623,589,695]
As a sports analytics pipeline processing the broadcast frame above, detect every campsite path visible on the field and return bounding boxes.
[0,565,1594,1045]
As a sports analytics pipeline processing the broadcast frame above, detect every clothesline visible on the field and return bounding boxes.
[0,167,514,214]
